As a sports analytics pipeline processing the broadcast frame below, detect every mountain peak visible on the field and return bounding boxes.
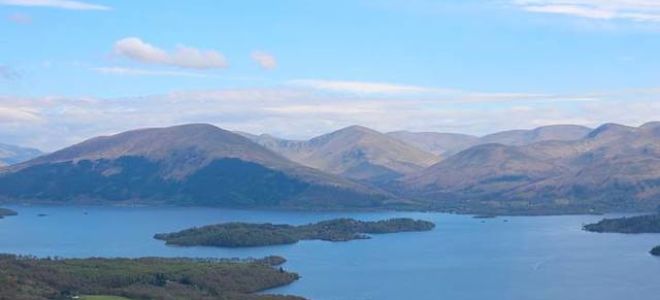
[587,123,635,139]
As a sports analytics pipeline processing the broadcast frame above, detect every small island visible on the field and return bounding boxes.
[155,218,435,248]
[0,208,17,219]
[651,246,660,256]
[583,214,660,234]
[0,254,303,300]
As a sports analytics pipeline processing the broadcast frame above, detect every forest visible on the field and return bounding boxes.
[0,254,303,300]
[155,218,435,247]
[583,214,660,234]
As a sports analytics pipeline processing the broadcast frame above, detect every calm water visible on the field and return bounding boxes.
[1,205,659,300]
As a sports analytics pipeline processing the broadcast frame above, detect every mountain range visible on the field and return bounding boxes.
[240,125,440,184]
[0,144,42,167]
[0,122,658,214]
[0,124,391,209]
[402,122,660,214]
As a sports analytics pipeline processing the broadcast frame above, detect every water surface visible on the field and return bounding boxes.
[1,205,658,300]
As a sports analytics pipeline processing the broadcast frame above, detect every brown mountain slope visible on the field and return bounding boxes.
[243,126,440,183]
[0,124,392,209]
[401,122,660,214]
[387,125,592,157]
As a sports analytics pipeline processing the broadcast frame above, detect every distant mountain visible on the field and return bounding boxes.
[243,126,440,184]
[401,122,660,214]
[0,144,42,166]
[386,131,479,156]
[479,125,592,146]
[0,124,392,209]
[387,125,591,156]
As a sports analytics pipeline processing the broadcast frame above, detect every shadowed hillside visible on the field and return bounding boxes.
[0,124,393,209]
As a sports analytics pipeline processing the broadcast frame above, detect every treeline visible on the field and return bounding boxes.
[583,214,660,233]
[155,218,435,248]
[0,254,303,300]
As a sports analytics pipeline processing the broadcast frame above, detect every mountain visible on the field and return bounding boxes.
[479,125,592,146]
[401,122,660,214]
[387,125,591,156]
[0,124,392,209]
[243,126,440,184]
[0,144,42,167]
[386,131,479,156]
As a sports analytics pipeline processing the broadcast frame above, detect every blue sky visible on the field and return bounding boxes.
[1,0,660,150]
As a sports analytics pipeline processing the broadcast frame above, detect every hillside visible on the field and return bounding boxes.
[0,143,42,166]
[386,131,479,156]
[0,124,392,209]
[0,255,303,300]
[244,126,440,184]
[401,122,660,214]
[387,125,591,156]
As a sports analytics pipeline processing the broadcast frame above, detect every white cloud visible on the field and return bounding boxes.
[514,0,660,22]
[0,0,110,10]
[251,51,277,70]
[288,79,438,95]
[1,85,658,151]
[113,37,228,70]
[0,105,41,123]
[93,67,209,78]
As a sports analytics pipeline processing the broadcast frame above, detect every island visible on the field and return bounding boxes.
[651,246,660,256]
[0,254,303,300]
[583,214,660,233]
[155,218,436,248]
[0,208,17,219]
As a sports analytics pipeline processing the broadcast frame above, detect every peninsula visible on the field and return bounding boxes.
[0,254,302,300]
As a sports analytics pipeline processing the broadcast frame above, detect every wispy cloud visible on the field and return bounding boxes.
[514,0,660,22]
[113,37,228,70]
[288,79,439,95]
[251,51,277,70]
[2,85,658,151]
[6,13,32,24]
[0,65,20,81]
[93,67,209,78]
[0,0,110,11]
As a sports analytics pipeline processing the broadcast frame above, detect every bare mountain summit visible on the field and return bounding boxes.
[243,126,440,184]
[0,124,392,209]
[387,125,591,156]
[401,122,660,214]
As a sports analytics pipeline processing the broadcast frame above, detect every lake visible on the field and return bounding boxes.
[0,205,658,300]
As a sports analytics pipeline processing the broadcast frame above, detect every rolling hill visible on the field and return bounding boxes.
[0,143,42,167]
[0,124,392,209]
[387,125,591,156]
[243,126,440,184]
[401,122,660,214]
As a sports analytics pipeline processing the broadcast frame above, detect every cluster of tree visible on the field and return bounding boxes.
[155,218,435,248]
[651,246,660,256]
[583,214,660,234]
[0,254,303,300]
[0,207,17,218]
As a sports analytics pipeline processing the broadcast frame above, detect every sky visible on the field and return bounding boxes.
[1,0,660,151]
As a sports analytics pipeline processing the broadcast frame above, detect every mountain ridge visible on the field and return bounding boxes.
[0,124,393,209]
